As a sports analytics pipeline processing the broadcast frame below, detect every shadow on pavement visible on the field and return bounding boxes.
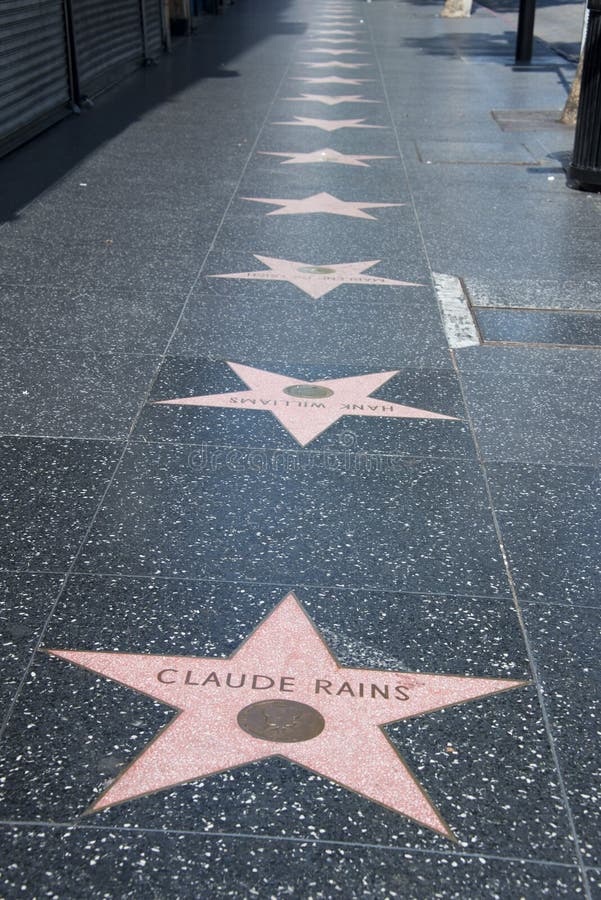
[0,1,304,225]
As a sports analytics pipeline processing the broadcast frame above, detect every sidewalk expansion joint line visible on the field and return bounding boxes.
[0,818,582,873]
[59,570,514,603]
[125,437,475,463]
[482,339,601,351]
[0,566,514,601]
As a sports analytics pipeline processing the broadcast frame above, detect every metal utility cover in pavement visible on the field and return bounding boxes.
[492,109,571,132]
[416,140,540,165]
[475,308,601,348]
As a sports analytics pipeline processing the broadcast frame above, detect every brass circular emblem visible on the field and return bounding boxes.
[297,265,336,275]
[237,699,325,743]
[283,384,334,399]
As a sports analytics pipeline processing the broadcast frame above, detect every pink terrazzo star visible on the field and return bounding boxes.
[290,75,374,85]
[310,29,360,35]
[305,48,369,55]
[239,191,403,220]
[272,116,385,132]
[282,93,380,105]
[46,594,526,836]
[303,62,370,69]
[209,254,424,300]
[154,362,456,445]
[305,38,366,43]
[258,148,395,167]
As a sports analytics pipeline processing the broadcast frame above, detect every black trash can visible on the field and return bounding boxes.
[568,3,601,189]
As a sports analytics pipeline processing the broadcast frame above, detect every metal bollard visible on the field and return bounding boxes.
[568,1,601,189]
[515,0,536,64]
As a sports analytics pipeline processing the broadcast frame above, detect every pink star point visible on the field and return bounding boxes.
[289,75,374,85]
[209,254,425,301]
[282,93,380,106]
[239,191,404,220]
[305,37,365,44]
[154,361,458,445]
[46,593,527,836]
[302,62,370,69]
[272,116,386,132]
[305,48,369,56]
[258,148,396,167]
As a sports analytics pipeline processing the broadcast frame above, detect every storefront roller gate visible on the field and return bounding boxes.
[0,0,165,158]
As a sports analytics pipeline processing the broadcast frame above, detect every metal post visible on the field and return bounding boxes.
[568,1,601,188]
[162,0,172,51]
[139,0,150,62]
[515,0,536,64]
[62,0,81,109]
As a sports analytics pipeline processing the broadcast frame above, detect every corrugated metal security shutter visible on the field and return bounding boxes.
[71,0,144,98]
[0,0,71,156]
[142,0,164,59]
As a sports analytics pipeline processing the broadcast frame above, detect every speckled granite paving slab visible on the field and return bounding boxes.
[0,578,573,862]
[456,347,601,465]
[0,438,122,573]
[168,292,454,369]
[0,828,587,899]
[486,463,601,606]
[522,602,601,867]
[72,442,507,595]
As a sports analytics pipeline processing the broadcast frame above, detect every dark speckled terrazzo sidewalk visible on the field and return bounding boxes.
[0,0,600,897]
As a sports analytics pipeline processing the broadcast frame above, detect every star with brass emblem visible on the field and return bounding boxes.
[310,30,360,35]
[272,116,385,132]
[239,191,403,220]
[45,594,527,837]
[282,93,380,105]
[290,75,374,85]
[303,62,370,69]
[153,362,457,445]
[258,148,395,167]
[209,254,425,300]
[305,37,365,43]
[305,48,369,55]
